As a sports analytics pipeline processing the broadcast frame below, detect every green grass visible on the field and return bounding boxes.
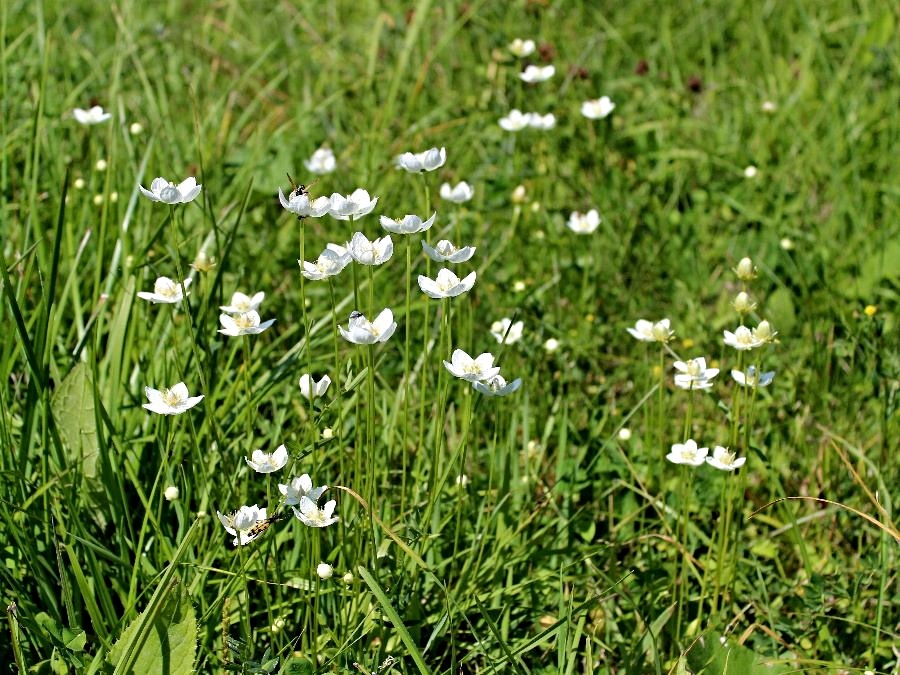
[1,0,898,673]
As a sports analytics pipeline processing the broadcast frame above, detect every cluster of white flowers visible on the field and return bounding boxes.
[666,440,746,471]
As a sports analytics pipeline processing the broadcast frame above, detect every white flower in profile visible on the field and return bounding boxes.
[293,496,339,528]
[440,182,474,203]
[304,147,336,174]
[752,320,778,345]
[581,96,615,119]
[278,474,327,506]
[443,349,500,382]
[508,38,536,57]
[421,239,476,263]
[220,291,265,314]
[731,366,775,388]
[673,357,719,390]
[567,209,601,234]
[666,439,709,467]
[218,311,275,336]
[499,109,530,131]
[278,187,331,218]
[418,268,476,299]
[732,291,757,315]
[339,309,397,344]
[395,147,446,173]
[519,64,555,83]
[299,374,331,399]
[706,446,746,472]
[137,276,191,304]
[300,243,352,280]
[73,105,111,125]
[723,325,762,351]
[380,213,436,235]
[142,382,204,415]
[245,444,289,474]
[527,112,556,130]
[328,189,378,220]
[490,318,524,344]
[347,232,393,265]
[139,177,202,204]
[216,504,269,546]
[734,257,757,281]
[472,374,522,396]
[627,319,674,344]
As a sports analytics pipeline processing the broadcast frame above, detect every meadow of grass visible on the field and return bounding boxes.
[1,0,898,672]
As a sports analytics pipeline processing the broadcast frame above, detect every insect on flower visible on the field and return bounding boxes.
[286,173,319,201]
[243,511,288,540]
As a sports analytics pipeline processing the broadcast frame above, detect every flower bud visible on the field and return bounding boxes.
[618,427,632,441]
[129,122,144,135]
[511,185,527,203]
[316,563,333,580]
[544,338,560,352]
[752,320,777,344]
[735,257,757,281]
[95,159,108,171]
[164,486,179,501]
[732,291,756,315]
[342,571,354,584]
[74,177,86,190]
[321,427,334,440]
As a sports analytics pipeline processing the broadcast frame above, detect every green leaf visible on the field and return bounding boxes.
[686,633,789,674]
[51,361,99,478]
[281,656,315,675]
[765,287,795,337]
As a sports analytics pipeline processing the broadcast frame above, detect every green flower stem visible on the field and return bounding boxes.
[401,235,412,515]
[657,345,666,456]
[366,343,378,564]
[327,280,344,475]
[298,220,315,449]
[241,336,254,444]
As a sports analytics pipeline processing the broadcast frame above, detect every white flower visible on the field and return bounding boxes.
[139,177,202,204]
[732,291,756,315]
[164,486,180,501]
[734,257,756,281]
[347,232,393,265]
[673,357,719,390]
[300,243,352,280]
[439,181,474,203]
[217,504,269,546]
[421,239,476,263]
[509,38,536,57]
[490,318,524,344]
[220,291,265,314]
[137,276,191,304]
[328,189,378,220]
[519,64,555,83]
[499,109,530,131]
[317,563,333,579]
[142,382,204,415]
[299,374,331,399]
[752,320,778,345]
[443,349,500,382]
[218,311,276,336]
[706,446,746,472]
[304,147,336,175]
[278,187,331,218]
[666,439,709,467]
[527,112,556,130]
[743,165,758,179]
[627,319,673,343]
[723,325,762,351]
[418,268,476,299]
[339,309,397,344]
[567,209,601,234]
[73,105,111,125]
[395,147,446,173]
[278,474,327,506]
[731,366,775,388]
[472,374,522,396]
[245,445,289,473]
[581,96,615,119]
[380,213,436,235]
[293,496,339,528]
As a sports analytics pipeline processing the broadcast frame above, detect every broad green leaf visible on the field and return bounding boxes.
[765,287,795,337]
[52,361,99,478]
[686,633,789,674]
[281,656,315,675]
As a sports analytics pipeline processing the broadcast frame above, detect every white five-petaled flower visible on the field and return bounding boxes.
[380,213,436,235]
[673,357,719,391]
[627,319,674,344]
[218,311,275,336]
[490,318,524,344]
[217,504,269,546]
[347,232,393,265]
[395,147,446,173]
[339,309,397,344]
[137,276,191,304]
[220,291,265,314]
[73,105,112,125]
[418,268,477,299]
[139,177,202,204]
[278,187,331,218]
[723,325,763,351]
[443,349,501,382]
[422,239,476,263]
[581,96,615,119]
[731,366,775,388]
[328,189,378,220]
[300,243,352,280]
[293,496,339,528]
[519,64,555,83]
[666,439,709,467]
[278,474,327,506]
[304,147,336,174]
[245,444,289,474]
[526,112,556,130]
[567,209,601,234]
[508,38,536,57]
[499,109,530,131]
[472,374,522,396]
[142,382,204,415]
[299,374,332,399]
[706,446,746,472]
[439,181,474,203]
